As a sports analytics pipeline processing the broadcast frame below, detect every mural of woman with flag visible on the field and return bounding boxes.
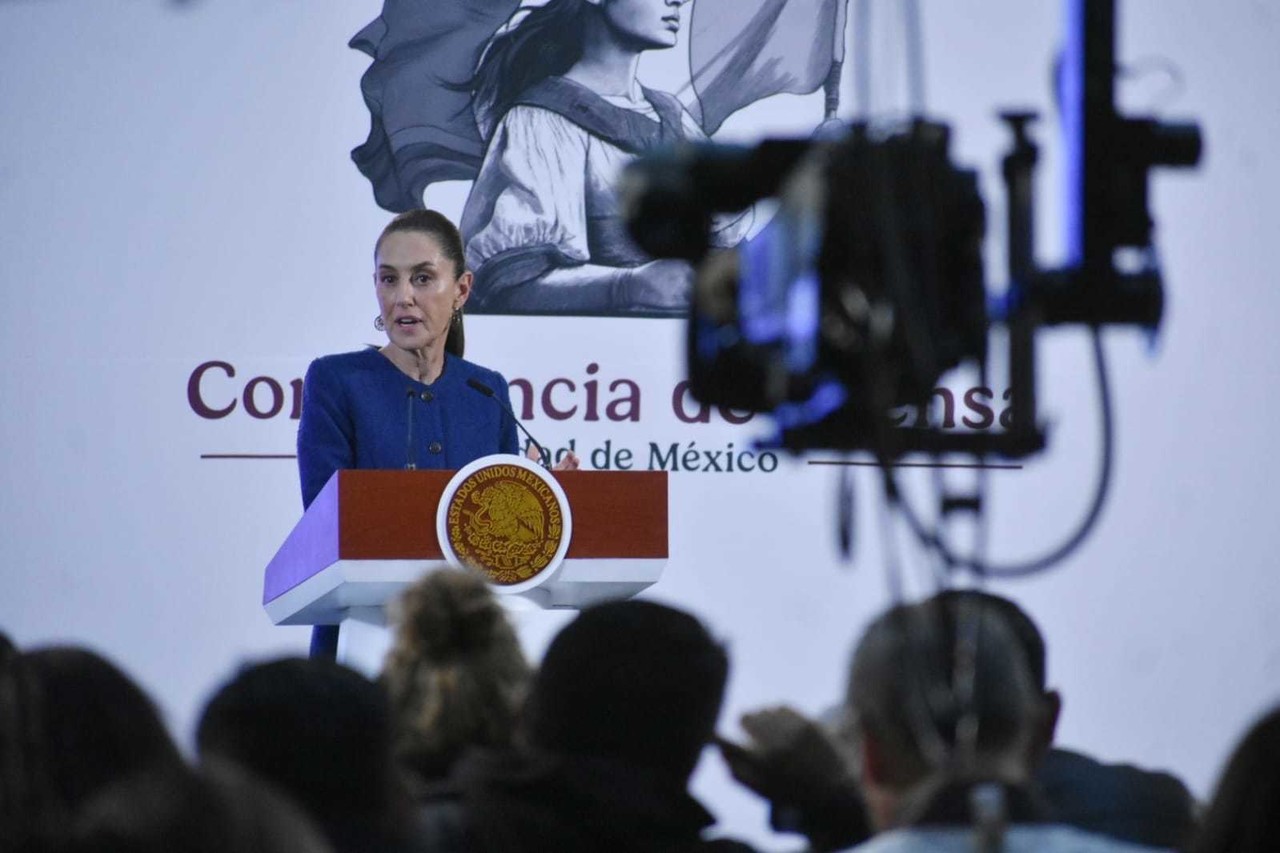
[351,0,850,317]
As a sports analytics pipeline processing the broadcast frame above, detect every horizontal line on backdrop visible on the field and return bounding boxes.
[807,460,1023,470]
[201,453,298,460]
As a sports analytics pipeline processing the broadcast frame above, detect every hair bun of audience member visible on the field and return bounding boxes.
[394,570,516,664]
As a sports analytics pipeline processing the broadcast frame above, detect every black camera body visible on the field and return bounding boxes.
[631,122,988,453]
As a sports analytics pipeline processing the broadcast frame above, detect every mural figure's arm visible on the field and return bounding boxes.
[462,106,692,314]
[501,259,693,314]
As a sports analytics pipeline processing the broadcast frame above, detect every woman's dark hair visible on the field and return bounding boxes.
[196,657,398,824]
[470,0,590,136]
[0,647,182,848]
[70,763,331,853]
[1192,706,1280,853]
[375,209,468,358]
[523,600,729,783]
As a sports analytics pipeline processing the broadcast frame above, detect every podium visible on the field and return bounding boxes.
[262,468,668,631]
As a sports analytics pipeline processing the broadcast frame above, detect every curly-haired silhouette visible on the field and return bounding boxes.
[381,570,530,787]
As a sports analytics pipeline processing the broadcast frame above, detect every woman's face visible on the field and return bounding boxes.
[374,230,471,354]
[601,0,690,51]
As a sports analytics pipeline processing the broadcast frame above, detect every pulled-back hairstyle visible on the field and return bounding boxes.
[375,209,468,357]
[931,589,1048,691]
[469,0,590,138]
[847,596,1038,789]
[380,570,530,785]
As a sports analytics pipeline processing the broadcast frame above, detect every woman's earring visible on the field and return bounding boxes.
[374,315,386,331]
[451,308,463,325]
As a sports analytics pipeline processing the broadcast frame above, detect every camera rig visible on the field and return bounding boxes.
[622,0,1201,463]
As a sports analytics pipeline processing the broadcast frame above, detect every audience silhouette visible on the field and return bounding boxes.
[381,570,531,791]
[5,578,1274,852]
[1191,706,1280,853]
[832,595,1166,851]
[196,657,427,853]
[68,763,332,853]
[0,647,183,852]
[418,598,756,853]
[934,590,1198,848]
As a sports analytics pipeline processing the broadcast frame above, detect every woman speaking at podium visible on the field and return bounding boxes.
[297,210,577,659]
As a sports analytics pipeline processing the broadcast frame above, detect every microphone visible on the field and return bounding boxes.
[404,387,418,470]
[466,377,550,467]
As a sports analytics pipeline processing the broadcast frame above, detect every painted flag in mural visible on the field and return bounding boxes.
[350,0,520,212]
[689,0,846,135]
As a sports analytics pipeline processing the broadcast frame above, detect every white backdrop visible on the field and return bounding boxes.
[2,1,1278,848]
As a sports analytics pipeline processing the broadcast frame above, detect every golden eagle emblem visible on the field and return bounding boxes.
[443,462,567,586]
[469,482,544,542]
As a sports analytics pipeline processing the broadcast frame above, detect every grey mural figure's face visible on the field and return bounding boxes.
[600,0,691,52]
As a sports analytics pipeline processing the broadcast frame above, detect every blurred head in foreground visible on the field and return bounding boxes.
[70,763,332,853]
[1192,705,1280,853]
[196,657,410,851]
[524,598,729,783]
[843,595,1040,830]
[381,569,531,784]
[0,646,182,848]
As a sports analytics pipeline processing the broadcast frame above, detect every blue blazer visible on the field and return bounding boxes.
[297,348,519,508]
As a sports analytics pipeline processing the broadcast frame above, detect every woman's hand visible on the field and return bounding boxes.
[717,705,857,809]
[552,451,580,471]
[526,443,581,471]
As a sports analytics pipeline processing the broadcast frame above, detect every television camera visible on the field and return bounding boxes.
[622,0,1201,464]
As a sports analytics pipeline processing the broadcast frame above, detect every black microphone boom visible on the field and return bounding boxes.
[466,377,551,467]
[404,387,418,470]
